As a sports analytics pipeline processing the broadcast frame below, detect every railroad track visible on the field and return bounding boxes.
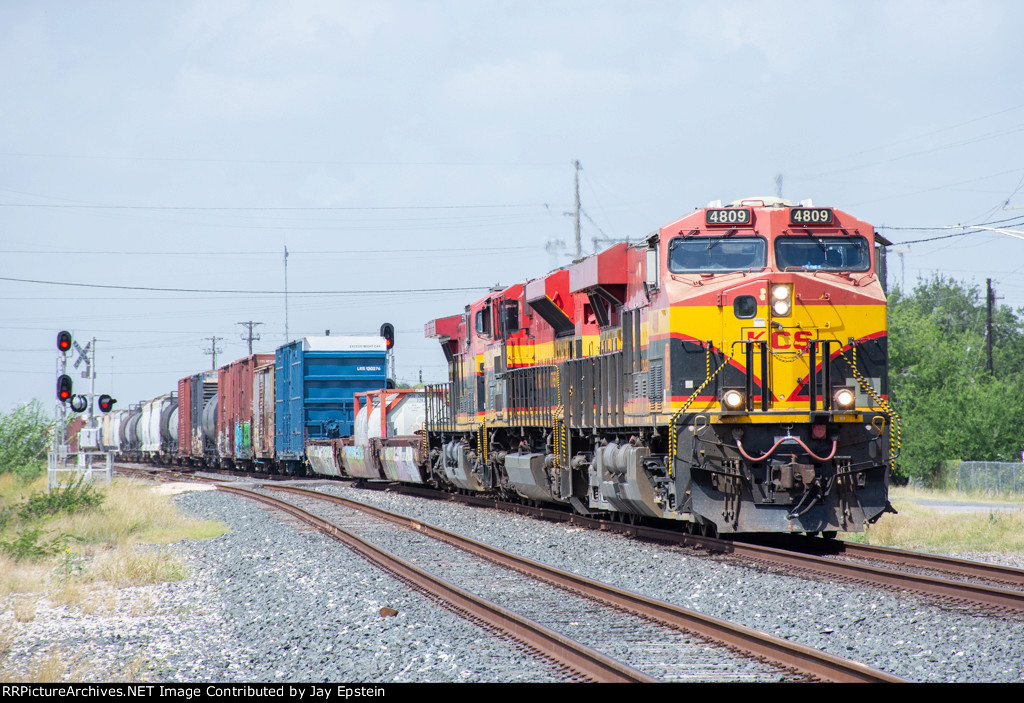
[120,464,1024,617]
[724,539,1024,615]
[218,482,902,683]
[216,483,654,683]
[364,482,1024,616]
[812,540,1024,590]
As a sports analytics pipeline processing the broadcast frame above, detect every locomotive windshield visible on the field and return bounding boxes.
[774,235,870,272]
[668,236,766,273]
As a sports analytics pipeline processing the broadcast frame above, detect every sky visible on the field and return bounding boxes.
[3,0,1024,413]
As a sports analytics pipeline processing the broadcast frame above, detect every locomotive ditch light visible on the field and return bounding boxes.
[833,387,856,410]
[69,395,88,413]
[771,284,792,317]
[721,388,746,411]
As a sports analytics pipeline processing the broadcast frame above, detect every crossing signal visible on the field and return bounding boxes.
[57,331,72,354]
[69,395,88,413]
[380,322,395,350]
[98,395,116,413]
[57,375,73,402]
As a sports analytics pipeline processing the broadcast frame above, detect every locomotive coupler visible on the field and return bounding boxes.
[787,476,825,519]
[770,454,816,492]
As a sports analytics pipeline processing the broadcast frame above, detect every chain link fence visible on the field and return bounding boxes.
[954,461,1024,497]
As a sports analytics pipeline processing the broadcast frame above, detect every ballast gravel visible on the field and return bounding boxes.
[3,481,1023,683]
[307,482,1024,683]
[2,488,562,683]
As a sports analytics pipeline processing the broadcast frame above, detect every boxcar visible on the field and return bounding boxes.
[275,336,387,473]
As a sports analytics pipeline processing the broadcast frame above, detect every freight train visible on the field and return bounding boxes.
[104,197,897,536]
[102,336,394,475]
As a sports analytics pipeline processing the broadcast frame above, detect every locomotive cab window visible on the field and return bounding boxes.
[668,237,767,273]
[502,301,520,333]
[475,305,492,337]
[774,236,870,272]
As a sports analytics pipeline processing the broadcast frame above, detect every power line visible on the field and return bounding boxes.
[0,201,551,212]
[0,152,561,167]
[0,275,491,295]
[0,246,535,256]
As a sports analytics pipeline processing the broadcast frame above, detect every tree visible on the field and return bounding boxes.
[888,276,1024,482]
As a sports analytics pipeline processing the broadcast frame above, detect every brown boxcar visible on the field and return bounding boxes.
[217,353,275,467]
[177,370,217,465]
[252,360,276,465]
[177,376,191,461]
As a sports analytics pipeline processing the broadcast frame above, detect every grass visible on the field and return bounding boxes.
[0,475,228,682]
[0,476,227,599]
[850,486,1024,553]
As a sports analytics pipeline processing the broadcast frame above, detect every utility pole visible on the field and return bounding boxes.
[238,321,264,355]
[572,160,582,261]
[986,278,994,374]
[204,336,224,370]
[283,246,290,343]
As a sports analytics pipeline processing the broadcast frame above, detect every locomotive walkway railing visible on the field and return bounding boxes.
[424,383,456,435]
[503,365,560,427]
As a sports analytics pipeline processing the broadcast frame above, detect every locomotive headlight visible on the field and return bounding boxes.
[833,387,856,410]
[722,389,746,411]
[771,285,791,316]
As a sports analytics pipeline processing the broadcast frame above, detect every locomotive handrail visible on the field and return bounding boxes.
[730,340,769,411]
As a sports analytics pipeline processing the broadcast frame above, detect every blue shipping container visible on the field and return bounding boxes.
[275,336,388,462]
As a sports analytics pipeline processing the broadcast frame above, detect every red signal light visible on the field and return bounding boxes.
[57,374,73,402]
[380,322,395,350]
[57,331,72,354]
[98,394,116,413]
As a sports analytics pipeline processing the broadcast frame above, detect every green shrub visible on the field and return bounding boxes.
[0,525,70,562]
[0,401,55,478]
[19,479,105,521]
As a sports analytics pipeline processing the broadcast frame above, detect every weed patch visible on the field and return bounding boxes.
[0,525,71,562]
[19,479,105,521]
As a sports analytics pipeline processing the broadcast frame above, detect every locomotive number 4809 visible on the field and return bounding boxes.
[705,208,752,225]
[790,207,834,224]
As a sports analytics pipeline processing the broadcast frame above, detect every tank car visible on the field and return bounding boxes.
[140,393,178,463]
[423,198,894,535]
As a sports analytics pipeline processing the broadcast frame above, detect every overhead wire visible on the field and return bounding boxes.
[0,275,491,295]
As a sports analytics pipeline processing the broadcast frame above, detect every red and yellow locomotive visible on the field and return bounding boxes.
[425,197,894,535]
